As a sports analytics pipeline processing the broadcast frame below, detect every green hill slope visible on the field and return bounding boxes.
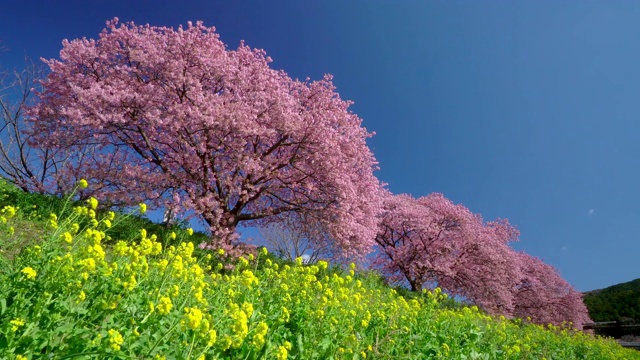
[584,278,640,322]
[1,182,638,359]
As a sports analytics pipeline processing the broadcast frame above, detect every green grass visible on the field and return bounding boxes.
[0,181,638,359]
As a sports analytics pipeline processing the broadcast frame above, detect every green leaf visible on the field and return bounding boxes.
[296,333,304,354]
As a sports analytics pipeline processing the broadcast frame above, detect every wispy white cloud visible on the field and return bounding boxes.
[561,246,568,251]
[588,209,595,216]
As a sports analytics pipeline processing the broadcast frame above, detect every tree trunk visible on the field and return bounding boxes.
[203,211,239,246]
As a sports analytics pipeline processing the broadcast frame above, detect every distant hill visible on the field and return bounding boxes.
[583,278,640,322]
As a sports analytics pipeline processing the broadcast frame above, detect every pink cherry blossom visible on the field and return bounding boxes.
[373,191,519,315]
[373,191,591,328]
[512,252,591,329]
[28,18,382,257]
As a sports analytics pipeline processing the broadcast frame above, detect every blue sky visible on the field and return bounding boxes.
[2,1,639,291]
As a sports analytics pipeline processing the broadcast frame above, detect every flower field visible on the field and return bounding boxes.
[0,189,638,359]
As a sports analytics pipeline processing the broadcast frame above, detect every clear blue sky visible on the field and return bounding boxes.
[2,1,639,292]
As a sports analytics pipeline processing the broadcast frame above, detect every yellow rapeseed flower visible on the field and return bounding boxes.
[122,274,137,291]
[48,213,58,228]
[220,335,233,351]
[279,307,290,323]
[238,256,249,268]
[138,238,154,256]
[78,178,89,189]
[114,241,129,256]
[79,258,96,272]
[177,241,195,258]
[228,303,249,347]
[207,329,217,346]
[87,197,98,210]
[240,270,259,287]
[157,296,173,315]
[317,260,328,271]
[2,205,17,218]
[183,307,203,329]
[242,302,254,318]
[276,345,288,360]
[442,343,450,355]
[61,232,73,244]
[90,244,106,261]
[139,203,147,214]
[21,267,37,280]
[151,241,162,256]
[10,318,25,331]
[251,321,269,349]
[107,328,124,351]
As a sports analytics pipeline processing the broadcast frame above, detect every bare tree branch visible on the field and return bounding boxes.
[0,56,82,194]
[258,212,339,264]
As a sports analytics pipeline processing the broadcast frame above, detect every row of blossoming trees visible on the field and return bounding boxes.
[10,19,590,328]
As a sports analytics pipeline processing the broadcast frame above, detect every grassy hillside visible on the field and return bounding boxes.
[0,181,638,359]
[584,278,640,323]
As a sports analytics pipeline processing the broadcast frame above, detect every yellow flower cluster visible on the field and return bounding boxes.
[48,212,58,229]
[1,205,17,220]
[4,197,637,360]
[184,307,204,329]
[240,270,259,288]
[250,321,268,349]
[78,178,89,189]
[276,345,288,360]
[87,197,99,210]
[61,231,73,244]
[228,302,250,348]
[10,318,25,332]
[156,296,173,315]
[21,266,37,280]
[107,328,124,351]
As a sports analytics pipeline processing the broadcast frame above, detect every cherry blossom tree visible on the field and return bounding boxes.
[512,252,591,329]
[28,19,382,257]
[373,192,520,315]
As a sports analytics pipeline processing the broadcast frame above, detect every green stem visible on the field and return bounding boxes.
[186,331,197,359]
[144,315,183,358]
[58,351,109,359]
[145,287,195,357]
